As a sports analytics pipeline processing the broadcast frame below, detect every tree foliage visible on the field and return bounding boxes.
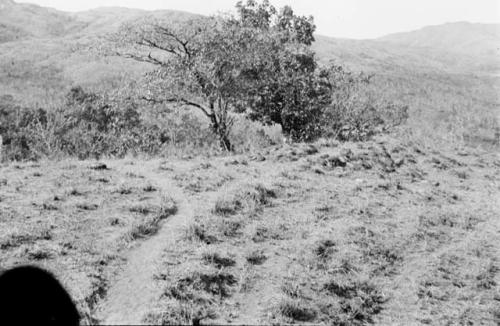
[109,0,409,147]
[231,0,332,141]
[111,0,334,147]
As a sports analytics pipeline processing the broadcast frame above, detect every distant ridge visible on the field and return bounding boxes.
[1,0,499,101]
[378,22,500,59]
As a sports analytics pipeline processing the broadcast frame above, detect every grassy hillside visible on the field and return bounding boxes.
[0,1,498,148]
[1,136,499,324]
[0,0,85,40]
[379,22,500,64]
[1,2,499,324]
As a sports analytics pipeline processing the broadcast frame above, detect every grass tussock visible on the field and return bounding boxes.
[201,251,236,268]
[184,222,218,244]
[164,269,238,299]
[129,203,156,215]
[276,298,317,322]
[143,302,216,325]
[322,277,385,324]
[76,202,99,211]
[125,196,177,241]
[113,184,133,195]
[245,250,267,265]
[213,183,276,216]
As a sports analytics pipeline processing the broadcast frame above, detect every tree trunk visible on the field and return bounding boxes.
[208,111,232,152]
[219,133,232,151]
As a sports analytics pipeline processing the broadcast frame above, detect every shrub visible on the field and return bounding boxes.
[322,66,409,141]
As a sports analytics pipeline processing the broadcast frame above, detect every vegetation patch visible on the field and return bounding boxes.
[276,298,317,322]
[201,251,236,268]
[245,249,267,265]
[213,183,276,216]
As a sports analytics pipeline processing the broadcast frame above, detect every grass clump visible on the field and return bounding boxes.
[213,183,276,216]
[314,239,337,259]
[276,298,317,322]
[184,222,217,244]
[113,185,133,195]
[76,202,99,211]
[142,183,157,192]
[281,281,304,299]
[143,302,216,326]
[216,218,243,237]
[245,250,267,265]
[67,187,84,196]
[201,251,236,268]
[129,203,155,215]
[323,277,385,323]
[125,196,177,241]
[159,195,178,218]
[165,269,238,300]
[0,229,53,250]
[126,216,162,240]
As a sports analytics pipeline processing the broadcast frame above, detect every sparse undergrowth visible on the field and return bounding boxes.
[147,136,500,325]
[0,160,178,321]
[1,135,499,325]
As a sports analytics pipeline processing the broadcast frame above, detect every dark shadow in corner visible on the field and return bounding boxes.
[0,265,80,325]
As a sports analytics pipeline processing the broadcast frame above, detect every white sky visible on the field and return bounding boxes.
[18,0,500,39]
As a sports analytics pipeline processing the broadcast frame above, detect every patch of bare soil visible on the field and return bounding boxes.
[94,160,196,324]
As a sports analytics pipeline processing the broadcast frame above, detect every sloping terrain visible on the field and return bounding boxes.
[1,135,498,324]
[379,22,500,61]
[0,159,177,323]
[1,0,499,104]
[0,2,499,324]
[0,0,85,40]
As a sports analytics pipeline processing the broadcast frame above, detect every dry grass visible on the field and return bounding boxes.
[1,135,499,324]
[0,159,177,321]
[147,135,500,324]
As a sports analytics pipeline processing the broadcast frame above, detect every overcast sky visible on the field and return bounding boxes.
[18,0,500,39]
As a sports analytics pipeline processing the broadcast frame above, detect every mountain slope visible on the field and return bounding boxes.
[314,22,500,75]
[0,0,499,122]
[0,0,85,40]
[379,22,500,58]
[72,7,199,36]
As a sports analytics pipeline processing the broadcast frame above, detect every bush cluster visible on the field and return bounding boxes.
[0,74,408,162]
[0,88,217,161]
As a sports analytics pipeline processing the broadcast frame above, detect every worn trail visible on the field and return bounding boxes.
[95,163,194,325]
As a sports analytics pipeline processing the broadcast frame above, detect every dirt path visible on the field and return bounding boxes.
[95,162,194,325]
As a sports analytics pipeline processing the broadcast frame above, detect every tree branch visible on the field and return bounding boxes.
[139,38,183,58]
[118,51,167,66]
[141,96,212,118]
[155,26,193,59]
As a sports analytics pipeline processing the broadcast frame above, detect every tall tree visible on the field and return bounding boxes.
[113,16,257,150]
[112,0,331,148]
[232,1,332,141]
